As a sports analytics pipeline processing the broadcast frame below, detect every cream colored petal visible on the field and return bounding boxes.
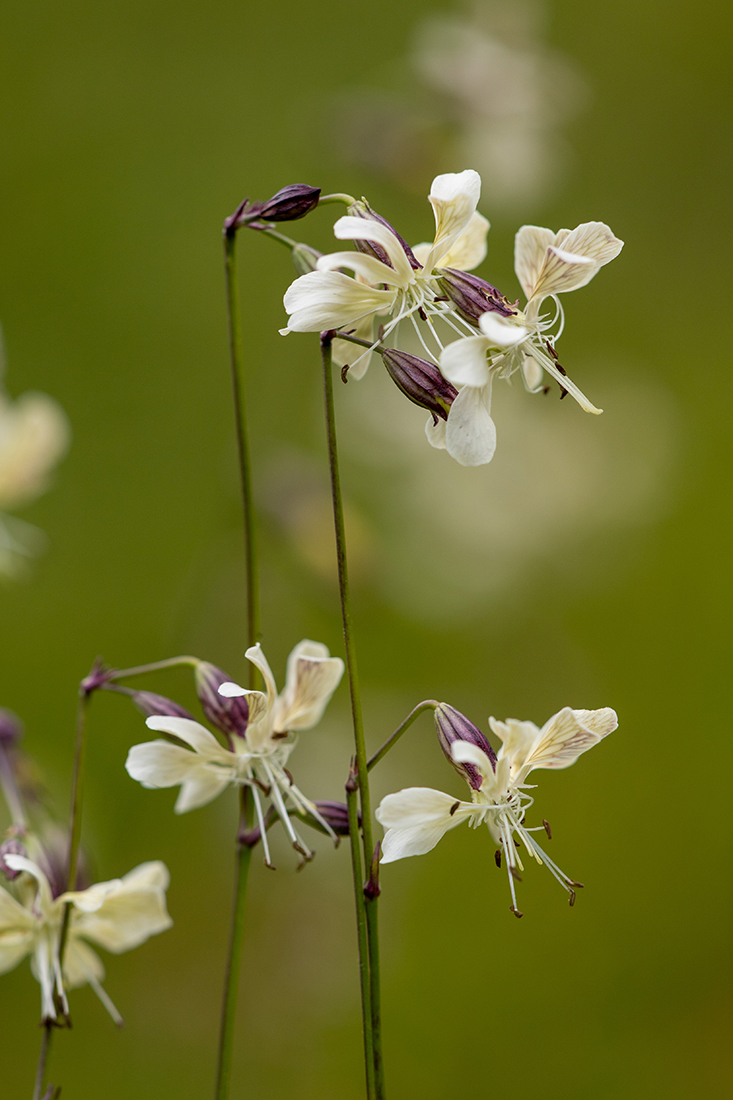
[0,392,70,511]
[530,247,598,299]
[478,312,528,348]
[244,644,278,709]
[144,716,228,757]
[283,271,396,332]
[518,706,616,777]
[514,225,556,299]
[274,640,344,732]
[570,707,618,739]
[445,383,497,467]
[425,414,447,450]
[376,787,471,862]
[62,937,105,988]
[558,222,624,268]
[317,250,405,288]
[450,741,495,784]
[332,314,375,381]
[125,740,206,788]
[440,336,491,388]
[0,881,35,932]
[72,870,172,954]
[425,169,482,270]
[216,683,270,727]
[3,855,54,915]
[174,769,231,814]
[411,242,432,268]
[0,928,35,975]
[489,717,541,775]
[59,879,121,913]
[332,216,414,284]
[520,354,544,392]
[119,860,170,892]
[439,212,490,272]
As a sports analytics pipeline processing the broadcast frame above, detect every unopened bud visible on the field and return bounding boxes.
[80,658,114,696]
[364,843,381,900]
[0,708,23,746]
[381,349,457,421]
[0,836,27,879]
[130,690,196,721]
[291,242,323,276]
[195,662,249,740]
[434,704,496,791]
[313,800,352,836]
[226,185,322,232]
[437,269,517,327]
[347,199,420,271]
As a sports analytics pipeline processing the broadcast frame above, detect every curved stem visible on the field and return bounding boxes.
[109,656,199,680]
[367,702,439,772]
[321,334,385,1098]
[224,229,261,687]
[215,787,254,1100]
[347,770,375,1099]
[318,193,356,206]
[32,1024,53,1100]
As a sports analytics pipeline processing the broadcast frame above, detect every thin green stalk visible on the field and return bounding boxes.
[347,770,376,1100]
[364,891,383,1097]
[367,702,439,772]
[320,333,385,1098]
[215,788,254,1100]
[32,1024,53,1100]
[109,656,199,680]
[224,227,260,686]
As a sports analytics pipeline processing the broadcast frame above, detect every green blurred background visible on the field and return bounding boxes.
[1,0,731,1096]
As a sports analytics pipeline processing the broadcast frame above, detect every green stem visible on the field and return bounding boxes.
[347,770,376,1100]
[215,788,254,1100]
[32,1024,53,1100]
[367,702,439,772]
[320,333,385,1098]
[318,193,356,206]
[257,227,299,250]
[108,656,199,680]
[224,228,261,687]
[364,893,383,1098]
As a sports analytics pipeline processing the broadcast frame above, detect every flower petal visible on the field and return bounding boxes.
[0,884,34,975]
[450,741,495,783]
[126,739,206,788]
[332,216,414,284]
[283,271,395,332]
[72,862,172,953]
[424,169,482,270]
[3,854,54,914]
[440,336,490,388]
[216,683,269,727]
[445,382,497,467]
[332,314,375,381]
[425,414,447,450]
[528,222,624,300]
[174,771,231,813]
[478,312,528,347]
[520,354,544,392]
[514,225,556,299]
[438,211,490,272]
[274,640,344,732]
[62,938,105,989]
[514,706,617,779]
[145,716,228,756]
[245,644,278,709]
[557,222,624,269]
[376,787,471,862]
[316,250,404,288]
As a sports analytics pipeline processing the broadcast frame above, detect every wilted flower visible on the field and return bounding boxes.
[0,854,171,1023]
[376,703,617,916]
[126,641,344,866]
[281,170,490,380]
[435,221,624,465]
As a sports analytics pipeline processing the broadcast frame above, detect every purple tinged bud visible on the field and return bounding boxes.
[437,269,517,327]
[80,658,114,696]
[195,662,249,740]
[0,836,27,879]
[381,349,457,421]
[291,242,323,276]
[0,708,23,746]
[347,199,421,271]
[130,691,196,722]
[434,704,497,791]
[313,800,352,836]
[226,185,322,232]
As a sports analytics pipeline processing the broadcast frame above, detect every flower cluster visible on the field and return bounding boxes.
[279,169,622,466]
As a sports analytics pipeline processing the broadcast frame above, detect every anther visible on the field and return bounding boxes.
[568,889,576,907]
[494,849,502,868]
[253,778,271,796]
[283,768,294,786]
[510,867,522,882]
[271,731,289,741]
[543,819,552,839]
[569,880,584,889]
[340,365,350,384]
[449,800,460,816]
[510,906,524,919]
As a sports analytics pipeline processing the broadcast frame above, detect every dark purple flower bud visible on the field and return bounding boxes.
[0,708,23,746]
[434,703,497,791]
[291,242,323,276]
[0,836,27,879]
[381,349,457,421]
[195,662,249,740]
[437,269,517,327]
[347,199,421,271]
[364,843,381,900]
[313,800,352,836]
[80,658,114,697]
[226,185,322,232]
[130,690,196,722]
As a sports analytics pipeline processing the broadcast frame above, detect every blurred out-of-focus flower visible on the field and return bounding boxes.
[0,854,171,1023]
[436,221,624,464]
[126,641,344,866]
[376,702,616,916]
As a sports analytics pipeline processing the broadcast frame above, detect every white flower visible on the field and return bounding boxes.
[282,171,490,378]
[437,221,623,465]
[0,855,171,1022]
[126,641,344,866]
[376,705,617,916]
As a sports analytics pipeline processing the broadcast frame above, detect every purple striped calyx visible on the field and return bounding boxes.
[434,703,497,791]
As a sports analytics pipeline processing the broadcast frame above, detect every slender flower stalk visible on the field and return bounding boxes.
[215,788,254,1100]
[346,765,375,1100]
[223,225,260,679]
[32,1026,53,1100]
[320,333,385,1098]
[367,701,440,772]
